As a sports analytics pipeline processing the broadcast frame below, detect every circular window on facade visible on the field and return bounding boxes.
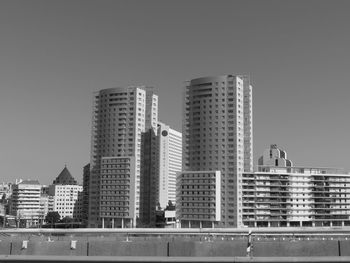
[162,130,168,136]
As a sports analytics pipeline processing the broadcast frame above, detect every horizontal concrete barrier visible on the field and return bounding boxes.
[339,240,350,256]
[88,241,167,256]
[253,240,339,257]
[168,241,247,257]
[0,238,348,257]
[10,240,88,256]
[2,255,350,263]
[0,241,11,255]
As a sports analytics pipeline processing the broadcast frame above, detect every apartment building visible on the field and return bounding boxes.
[10,180,41,227]
[242,145,350,227]
[89,87,158,227]
[176,171,221,228]
[99,156,135,228]
[180,75,253,227]
[49,166,83,221]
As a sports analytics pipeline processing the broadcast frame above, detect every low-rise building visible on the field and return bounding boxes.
[242,145,350,227]
[10,180,41,227]
[176,171,221,228]
[49,166,83,221]
[99,156,136,228]
[0,182,13,200]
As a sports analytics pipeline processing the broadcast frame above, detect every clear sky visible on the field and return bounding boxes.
[1,0,350,184]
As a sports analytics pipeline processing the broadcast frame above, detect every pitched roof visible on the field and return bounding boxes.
[53,166,77,185]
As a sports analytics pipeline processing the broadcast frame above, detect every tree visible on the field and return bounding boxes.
[45,212,60,227]
[60,216,74,223]
[1,193,6,204]
[165,200,175,211]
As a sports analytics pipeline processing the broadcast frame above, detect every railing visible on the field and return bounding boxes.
[255,166,346,175]
[1,255,350,263]
[2,227,350,236]
[1,229,350,262]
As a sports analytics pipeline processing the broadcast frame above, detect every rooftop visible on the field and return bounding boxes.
[252,165,347,175]
[53,166,77,185]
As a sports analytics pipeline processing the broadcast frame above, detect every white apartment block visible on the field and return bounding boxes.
[176,171,221,228]
[89,86,158,227]
[10,180,41,227]
[158,122,182,208]
[242,145,350,227]
[182,75,253,227]
[49,184,83,220]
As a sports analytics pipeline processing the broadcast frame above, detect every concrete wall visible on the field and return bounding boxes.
[169,241,246,257]
[253,240,339,257]
[0,241,11,255]
[10,240,88,256]
[88,241,167,256]
[0,238,349,257]
[339,240,350,256]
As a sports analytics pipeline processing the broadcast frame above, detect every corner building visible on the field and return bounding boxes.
[181,75,253,227]
[88,87,158,227]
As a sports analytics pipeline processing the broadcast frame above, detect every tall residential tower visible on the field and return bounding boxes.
[88,87,158,227]
[178,75,253,227]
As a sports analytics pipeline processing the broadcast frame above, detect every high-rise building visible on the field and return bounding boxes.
[157,122,182,208]
[140,128,158,226]
[88,87,158,227]
[180,75,253,227]
[140,122,182,226]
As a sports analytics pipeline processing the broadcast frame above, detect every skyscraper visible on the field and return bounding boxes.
[179,75,253,227]
[140,122,182,226]
[157,122,182,208]
[88,86,158,227]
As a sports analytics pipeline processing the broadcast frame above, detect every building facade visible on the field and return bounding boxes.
[99,156,135,228]
[39,194,51,224]
[158,122,182,208]
[140,122,182,226]
[140,128,158,226]
[49,184,83,220]
[82,163,90,226]
[10,180,41,227]
[181,75,253,227]
[242,145,350,227]
[49,166,83,221]
[0,182,13,200]
[88,87,158,227]
[176,171,221,228]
